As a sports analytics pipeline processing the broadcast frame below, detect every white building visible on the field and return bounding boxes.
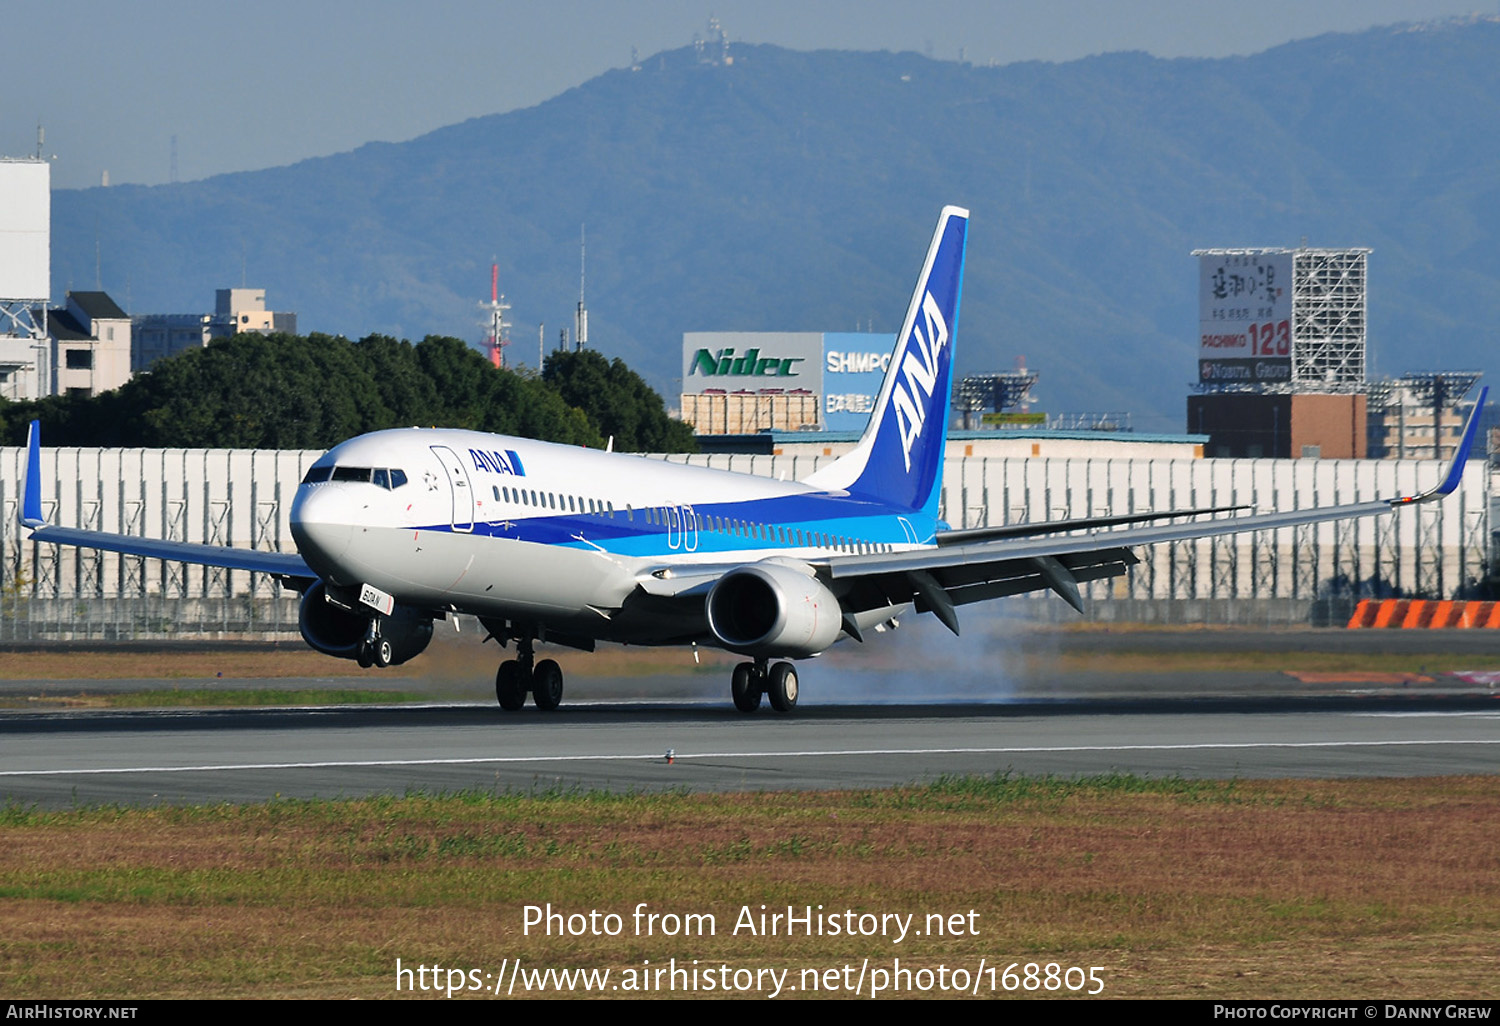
[47,291,132,398]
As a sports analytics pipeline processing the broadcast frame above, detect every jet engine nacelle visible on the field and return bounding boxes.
[298,581,434,665]
[705,561,843,658]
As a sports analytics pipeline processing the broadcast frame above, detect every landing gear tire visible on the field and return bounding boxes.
[373,637,394,668]
[495,660,527,711]
[767,661,799,713]
[532,659,564,711]
[356,645,373,669]
[731,662,762,713]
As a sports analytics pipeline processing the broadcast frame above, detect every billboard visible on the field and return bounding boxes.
[1197,251,1291,386]
[680,331,894,433]
[0,160,50,300]
[822,332,892,433]
[682,332,823,397]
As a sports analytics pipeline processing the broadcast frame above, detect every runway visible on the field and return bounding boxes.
[3,691,1499,808]
[4,627,1498,807]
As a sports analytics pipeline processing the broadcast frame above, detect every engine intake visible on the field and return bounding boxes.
[706,562,842,657]
[299,581,434,665]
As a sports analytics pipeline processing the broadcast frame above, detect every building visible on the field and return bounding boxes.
[679,331,892,434]
[47,291,132,398]
[1,292,133,401]
[0,333,46,400]
[0,158,50,400]
[215,288,296,336]
[1189,246,1373,457]
[132,287,297,372]
[1366,374,1486,460]
[1187,392,1367,459]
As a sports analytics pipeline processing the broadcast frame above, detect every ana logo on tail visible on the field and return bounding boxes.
[891,291,950,471]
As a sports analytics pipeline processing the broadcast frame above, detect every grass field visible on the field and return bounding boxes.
[2,775,1497,999]
[3,632,1496,999]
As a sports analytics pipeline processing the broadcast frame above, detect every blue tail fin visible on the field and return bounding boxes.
[805,206,967,516]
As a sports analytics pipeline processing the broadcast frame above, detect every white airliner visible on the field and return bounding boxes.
[19,207,1486,713]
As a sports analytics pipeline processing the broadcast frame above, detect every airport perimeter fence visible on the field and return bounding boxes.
[0,444,1494,641]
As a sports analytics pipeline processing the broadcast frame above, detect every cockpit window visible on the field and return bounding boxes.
[316,465,409,489]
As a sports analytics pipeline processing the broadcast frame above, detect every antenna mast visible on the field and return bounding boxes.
[574,223,588,352]
[480,262,511,368]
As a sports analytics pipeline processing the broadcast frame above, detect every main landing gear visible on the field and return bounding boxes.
[494,633,565,711]
[731,658,798,714]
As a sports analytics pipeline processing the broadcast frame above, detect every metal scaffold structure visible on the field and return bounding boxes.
[1191,246,1371,396]
[1291,248,1369,390]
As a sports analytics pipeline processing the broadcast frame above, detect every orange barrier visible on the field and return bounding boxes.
[1347,598,1500,628]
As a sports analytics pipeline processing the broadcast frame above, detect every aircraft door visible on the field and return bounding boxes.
[681,505,699,552]
[430,446,475,533]
[666,506,681,550]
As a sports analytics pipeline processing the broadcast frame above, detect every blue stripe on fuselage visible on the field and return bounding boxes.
[414,490,937,557]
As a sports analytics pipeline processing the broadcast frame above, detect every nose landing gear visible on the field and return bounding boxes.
[356,620,394,668]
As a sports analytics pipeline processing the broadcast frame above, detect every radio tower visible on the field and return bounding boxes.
[480,263,511,368]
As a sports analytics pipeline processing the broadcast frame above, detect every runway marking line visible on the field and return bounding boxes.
[3,737,1500,777]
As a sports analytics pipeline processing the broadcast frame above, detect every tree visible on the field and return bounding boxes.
[543,349,697,452]
[0,332,679,450]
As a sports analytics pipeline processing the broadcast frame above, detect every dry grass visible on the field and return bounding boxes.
[1,776,1497,999]
[3,629,1482,685]
[0,637,728,682]
[0,646,365,681]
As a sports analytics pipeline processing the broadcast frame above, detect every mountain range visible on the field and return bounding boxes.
[50,17,1500,432]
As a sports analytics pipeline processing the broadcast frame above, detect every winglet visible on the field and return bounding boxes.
[21,420,45,528]
[1390,385,1488,506]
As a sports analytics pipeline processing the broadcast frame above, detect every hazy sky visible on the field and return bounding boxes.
[3,1,1490,189]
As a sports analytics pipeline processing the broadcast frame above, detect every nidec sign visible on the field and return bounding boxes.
[688,347,805,378]
[681,331,892,432]
[682,332,823,392]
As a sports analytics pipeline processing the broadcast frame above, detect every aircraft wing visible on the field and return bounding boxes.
[823,387,1489,634]
[18,421,315,580]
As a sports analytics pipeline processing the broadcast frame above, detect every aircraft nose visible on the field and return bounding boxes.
[290,485,355,570]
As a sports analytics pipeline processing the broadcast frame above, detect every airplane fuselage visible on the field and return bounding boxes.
[289,427,938,645]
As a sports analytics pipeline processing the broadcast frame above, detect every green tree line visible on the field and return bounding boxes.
[0,333,694,453]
